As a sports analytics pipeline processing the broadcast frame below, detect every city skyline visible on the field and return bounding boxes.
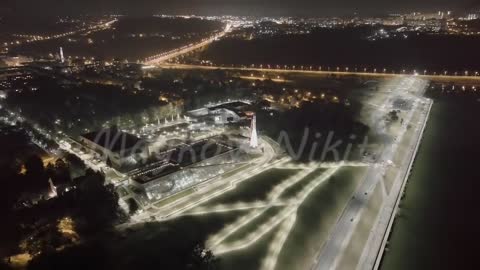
[0,3,479,270]
[2,0,480,16]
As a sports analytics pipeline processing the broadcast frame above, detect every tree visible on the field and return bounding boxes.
[45,163,55,180]
[24,155,48,192]
[24,156,44,177]
[27,231,218,270]
[27,243,108,270]
[0,260,13,270]
[64,153,86,175]
[74,171,119,230]
[106,157,112,168]
[108,231,218,270]
[53,159,71,185]
[126,198,139,215]
[387,110,400,122]
[189,245,218,270]
[0,161,23,258]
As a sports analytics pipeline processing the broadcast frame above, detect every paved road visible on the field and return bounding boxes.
[144,24,232,65]
[361,99,433,270]
[312,78,429,270]
[157,63,480,82]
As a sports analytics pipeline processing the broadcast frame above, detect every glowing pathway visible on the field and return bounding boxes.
[181,201,291,216]
[208,166,340,262]
[206,167,318,249]
[261,214,297,270]
[121,156,367,269]
[275,161,370,170]
[158,157,290,219]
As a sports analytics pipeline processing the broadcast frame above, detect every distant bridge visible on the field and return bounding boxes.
[143,24,232,65]
[155,63,480,83]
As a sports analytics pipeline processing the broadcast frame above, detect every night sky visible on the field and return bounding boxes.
[2,0,479,16]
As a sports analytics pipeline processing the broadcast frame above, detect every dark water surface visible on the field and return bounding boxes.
[380,99,480,269]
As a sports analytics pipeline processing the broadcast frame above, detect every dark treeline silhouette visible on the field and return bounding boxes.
[142,69,255,110]
[27,231,217,270]
[258,100,369,162]
[0,155,119,259]
[5,75,161,136]
[0,153,217,270]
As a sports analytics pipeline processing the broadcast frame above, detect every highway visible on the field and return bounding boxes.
[157,63,480,83]
[312,77,431,270]
[143,23,232,65]
[3,19,117,48]
[363,99,433,270]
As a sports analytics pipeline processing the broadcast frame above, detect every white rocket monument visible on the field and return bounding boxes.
[59,47,65,63]
[48,178,58,198]
[249,114,258,148]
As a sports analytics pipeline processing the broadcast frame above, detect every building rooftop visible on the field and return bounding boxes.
[132,138,235,185]
[81,127,143,153]
[209,101,250,111]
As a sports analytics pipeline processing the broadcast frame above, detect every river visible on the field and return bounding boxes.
[380,97,480,269]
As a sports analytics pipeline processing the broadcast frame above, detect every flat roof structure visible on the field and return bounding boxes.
[81,127,143,153]
[131,138,235,186]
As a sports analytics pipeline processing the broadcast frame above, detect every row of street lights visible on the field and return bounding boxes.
[198,62,480,77]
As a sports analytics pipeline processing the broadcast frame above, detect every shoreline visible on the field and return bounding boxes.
[371,99,434,270]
